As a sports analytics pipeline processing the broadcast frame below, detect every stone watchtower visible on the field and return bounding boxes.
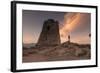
[36,19,61,46]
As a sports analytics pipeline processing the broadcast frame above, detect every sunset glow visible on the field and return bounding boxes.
[60,13,81,42]
[60,13,90,43]
[23,10,90,44]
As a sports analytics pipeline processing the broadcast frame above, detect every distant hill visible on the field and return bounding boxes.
[23,43,36,49]
[61,41,90,48]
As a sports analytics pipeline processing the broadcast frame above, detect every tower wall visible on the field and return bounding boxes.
[36,19,61,46]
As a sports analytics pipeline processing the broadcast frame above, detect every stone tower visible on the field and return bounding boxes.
[36,19,61,46]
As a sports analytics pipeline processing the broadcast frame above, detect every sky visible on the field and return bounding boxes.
[22,10,91,44]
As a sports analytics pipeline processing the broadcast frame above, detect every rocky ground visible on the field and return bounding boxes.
[23,42,91,63]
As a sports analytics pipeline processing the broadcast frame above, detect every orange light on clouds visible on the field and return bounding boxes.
[60,13,83,43]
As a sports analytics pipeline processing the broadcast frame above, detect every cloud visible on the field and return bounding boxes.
[59,13,90,43]
[60,13,81,42]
